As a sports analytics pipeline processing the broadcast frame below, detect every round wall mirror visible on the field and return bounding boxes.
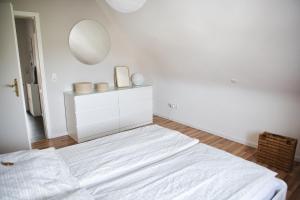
[69,20,110,65]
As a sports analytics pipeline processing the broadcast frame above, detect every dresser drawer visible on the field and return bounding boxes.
[119,108,153,129]
[118,86,152,103]
[75,91,118,112]
[75,106,119,127]
[77,120,119,142]
[119,86,153,129]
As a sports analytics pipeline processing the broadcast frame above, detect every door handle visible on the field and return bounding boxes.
[6,78,19,97]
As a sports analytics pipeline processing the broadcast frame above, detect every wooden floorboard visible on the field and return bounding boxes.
[31,135,76,149]
[32,116,300,200]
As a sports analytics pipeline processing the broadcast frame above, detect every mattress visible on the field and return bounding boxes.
[58,125,199,187]
[87,143,280,200]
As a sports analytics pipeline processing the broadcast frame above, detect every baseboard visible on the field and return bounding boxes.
[154,113,300,162]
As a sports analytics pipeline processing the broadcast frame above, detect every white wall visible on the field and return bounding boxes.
[10,0,142,138]
[155,78,300,160]
[100,0,300,160]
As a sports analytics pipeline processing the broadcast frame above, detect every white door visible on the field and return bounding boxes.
[0,2,30,153]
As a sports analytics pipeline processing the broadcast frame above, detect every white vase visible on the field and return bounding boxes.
[131,73,144,86]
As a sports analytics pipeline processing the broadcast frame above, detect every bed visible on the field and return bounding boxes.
[86,144,287,200]
[58,125,199,187]
[0,125,287,200]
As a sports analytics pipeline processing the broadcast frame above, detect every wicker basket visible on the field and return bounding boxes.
[257,132,297,172]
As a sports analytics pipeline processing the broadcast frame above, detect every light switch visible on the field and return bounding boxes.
[51,73,57,82]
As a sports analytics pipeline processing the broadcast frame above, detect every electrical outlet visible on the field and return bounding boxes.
[168,103,178,110]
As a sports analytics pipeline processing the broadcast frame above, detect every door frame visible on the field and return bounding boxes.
[14,10,51,139]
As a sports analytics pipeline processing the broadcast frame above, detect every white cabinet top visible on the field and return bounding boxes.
[64,85,152,97]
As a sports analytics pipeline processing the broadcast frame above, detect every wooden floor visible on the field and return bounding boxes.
[32,116,300,200]
[32,135,76,149]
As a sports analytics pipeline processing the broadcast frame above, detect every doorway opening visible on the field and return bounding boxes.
[14,12,50,144]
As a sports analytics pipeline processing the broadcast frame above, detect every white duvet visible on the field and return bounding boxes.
[48,189,94,200]
[59,125,199,187]
[0,148,81,200]
[87,143,277,200]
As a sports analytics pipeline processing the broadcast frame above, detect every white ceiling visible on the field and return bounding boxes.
[98,0,300,94]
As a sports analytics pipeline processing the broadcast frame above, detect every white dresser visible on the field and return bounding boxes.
[64,85,153,143]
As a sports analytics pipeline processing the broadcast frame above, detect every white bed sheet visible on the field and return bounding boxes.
[271,179,287,200]
[252,177,287,200]
[0,148,80,200]
[58,125,199,187]
[87,143,279,200]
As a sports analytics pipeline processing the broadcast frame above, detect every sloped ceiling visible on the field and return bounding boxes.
[98,0,300,94]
